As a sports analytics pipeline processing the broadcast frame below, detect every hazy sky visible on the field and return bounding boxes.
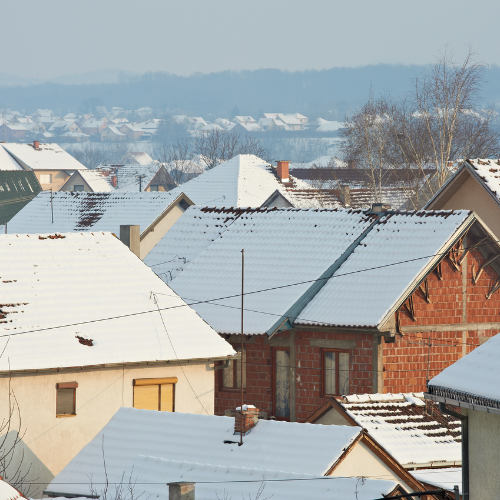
[3,0,499,79]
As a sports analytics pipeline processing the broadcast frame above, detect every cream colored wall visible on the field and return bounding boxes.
[432,175,500,239]
[0,361,215,496]
[60,173,92,192]
[466,408,500,499]
[35,170,71,192]
[140,203,185,259]
[332,441,414,492]
[314,408,352,426]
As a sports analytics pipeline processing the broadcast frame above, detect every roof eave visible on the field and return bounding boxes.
[377,211,477,331]
[0,353,236,377]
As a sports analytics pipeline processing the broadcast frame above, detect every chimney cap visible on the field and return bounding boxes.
[236,404,257,411]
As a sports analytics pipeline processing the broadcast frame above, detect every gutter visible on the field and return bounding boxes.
[44,491,98,499]
[0,354,237,378]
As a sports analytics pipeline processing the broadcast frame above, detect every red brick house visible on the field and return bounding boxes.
[165,206,500,422]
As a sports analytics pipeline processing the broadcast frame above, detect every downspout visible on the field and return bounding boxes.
[439,402,468,500]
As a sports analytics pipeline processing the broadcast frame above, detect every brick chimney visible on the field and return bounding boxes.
[234,405,259,435]
[110,174,117,188]
[276,161,290,182]
[168,482,195,500]
[33,141,39,149]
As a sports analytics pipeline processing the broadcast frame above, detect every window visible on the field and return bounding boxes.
[323,349,349,396]
[56,382,78,416]
[149,185,159,192]
[73,185,85,192]
[221,346,246,390]
[40,174,52,184]
[133,377,177,412]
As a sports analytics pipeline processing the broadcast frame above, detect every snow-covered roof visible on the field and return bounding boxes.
[338,393,461,467]
[144,206,242,283]
[296,210,472,328]
[48,407,365,498]
[2,123,26,131]
[6,191,185,236]
[465,159,500,201]
[169,209,474,334]
[1,143,87,171]
[0,146,23,171]
[165,154,329,208]
[170,208,376,334]
[70,170,114,192]
[0,233,234,372]
[115,163,162,192]
[104,125,125,136]
[123,152,154,165]
[428,332,500,407]
[0,477,25,500]
[128,457,397,500]
[411,468,461,494]
[120,123,143,133]
[317,121,343,133]
[82,119,106,128]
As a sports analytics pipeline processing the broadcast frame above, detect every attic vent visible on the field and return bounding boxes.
[76,335,93,346]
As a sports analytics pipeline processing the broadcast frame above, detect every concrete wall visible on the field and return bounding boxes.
[333,441,414,492]
[430,174,500,240]
[467,409,500,499]
[0,361,215,496]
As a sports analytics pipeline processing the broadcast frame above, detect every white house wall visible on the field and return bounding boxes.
[0,361,215,497]
[466,408,500,499]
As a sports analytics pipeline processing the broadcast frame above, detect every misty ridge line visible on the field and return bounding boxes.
[1,64,500,118]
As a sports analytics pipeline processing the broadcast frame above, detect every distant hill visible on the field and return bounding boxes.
[1,65,499,118]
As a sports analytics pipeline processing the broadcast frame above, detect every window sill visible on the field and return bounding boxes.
[220,388,247,393]
[56,414,77,418]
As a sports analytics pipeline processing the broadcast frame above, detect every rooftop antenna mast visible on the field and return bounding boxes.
[240,248,244,446]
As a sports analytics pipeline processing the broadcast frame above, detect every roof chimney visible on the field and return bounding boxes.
[276,161,290,183]
[120,225,140,258]
[110,174,117,188]
[33,141,39,149]
[371,203,391,213]
[234,405,259,435]
[168,482,195,500]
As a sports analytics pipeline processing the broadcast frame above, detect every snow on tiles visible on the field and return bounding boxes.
[296,210,472,328]
[47,407,412,500]
[0,232,234,371]
[169,208,377,334]
[165,154,339,208]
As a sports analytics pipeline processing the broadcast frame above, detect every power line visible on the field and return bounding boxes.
[0,234,498,341]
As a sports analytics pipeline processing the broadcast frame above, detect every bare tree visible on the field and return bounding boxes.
[156,140,203,184]
[341,49,500,209]
[0,374,37,497]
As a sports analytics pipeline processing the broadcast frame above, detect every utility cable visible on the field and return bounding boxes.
[0,234,499,341]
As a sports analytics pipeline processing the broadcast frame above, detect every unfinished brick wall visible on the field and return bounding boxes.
[214,330,375,422]
[384,250,500,393]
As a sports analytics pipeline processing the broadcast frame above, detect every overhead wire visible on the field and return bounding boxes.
[1,233,500,341]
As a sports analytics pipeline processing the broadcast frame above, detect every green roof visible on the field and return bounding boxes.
[0,171,42,224]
